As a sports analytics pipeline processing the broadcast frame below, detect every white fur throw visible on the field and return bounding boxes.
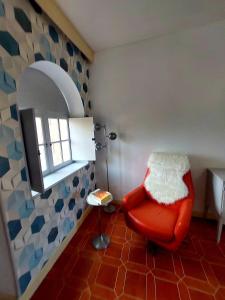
[144,153,190,204]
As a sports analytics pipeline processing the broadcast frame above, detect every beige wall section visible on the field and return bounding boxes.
[35,0,94,62]
[90,20,225,213]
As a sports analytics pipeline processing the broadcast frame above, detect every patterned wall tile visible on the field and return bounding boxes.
[0,0,95,296]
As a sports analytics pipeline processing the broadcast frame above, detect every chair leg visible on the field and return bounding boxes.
[148,241,158,256]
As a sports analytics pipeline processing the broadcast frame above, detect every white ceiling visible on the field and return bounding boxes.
[56,0,225,52]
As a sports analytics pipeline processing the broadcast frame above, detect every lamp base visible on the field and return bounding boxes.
[92,234,110,250]
[104,204,116,214]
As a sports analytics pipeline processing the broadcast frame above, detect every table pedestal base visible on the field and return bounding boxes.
[92,234,110,250]
[104,204,116,213]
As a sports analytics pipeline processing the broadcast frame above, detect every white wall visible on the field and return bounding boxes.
[90,20,225,212]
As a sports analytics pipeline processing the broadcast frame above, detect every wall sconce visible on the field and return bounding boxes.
[95,123,117,213]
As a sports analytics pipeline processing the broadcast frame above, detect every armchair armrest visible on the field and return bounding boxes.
[174,197,193,242]
[122,185,148,211]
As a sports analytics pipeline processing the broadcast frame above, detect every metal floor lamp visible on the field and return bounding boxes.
[95,123,117,213]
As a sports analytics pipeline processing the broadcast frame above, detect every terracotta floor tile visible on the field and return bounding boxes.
[32,208,225,300]
[215,287,225,300]
[96,264,118,289]
[177,237,201,259]
[112,224,126,240]
[115,265,126,297]
[147,273,156,300]
[189,289,215,300]
[105,241,122,259]
[32,278,63,300]
[125,261,149,274]
[57,285,81,300]
[66,275,88,291]
[181,257,207,281]
[90,297,102,300]
[178,281,190,300]
[128,246,146,265]
[210,264,225,286]
[131,231,146,243]
[124,270,146,299]
[173,254,184,277]
[183,277,215,294]
[200,240,225,264]
[119,295,137,300]
[102,255,122,267]
[201,260,219,288]
[155,279,180,300]
[155,252,174,272]
[71,256,93,279]
[152,269,179,283]
[91,284,117,300]
[80,288,91,300]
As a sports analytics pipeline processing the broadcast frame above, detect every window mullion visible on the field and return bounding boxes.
[67,119,72,162]
[58,118,64,163]
[44,114,53,173]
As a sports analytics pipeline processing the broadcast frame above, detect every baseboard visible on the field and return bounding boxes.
[0,294,16,300]
[19,206,92,300]
[192,210,217,220]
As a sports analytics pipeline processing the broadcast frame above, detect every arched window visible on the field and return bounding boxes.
[17,61,95,193]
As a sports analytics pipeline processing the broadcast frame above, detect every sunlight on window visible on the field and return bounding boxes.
[52,142,63,166]
[62,141,71,161]
[39,145,47,172]
[59,119,69,140]
[35,117,44,144]
[48,118,60,142]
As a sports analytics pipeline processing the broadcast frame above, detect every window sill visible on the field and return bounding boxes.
[31,161,88,198]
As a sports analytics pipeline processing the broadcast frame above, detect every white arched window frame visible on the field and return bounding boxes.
[19,61,96,193]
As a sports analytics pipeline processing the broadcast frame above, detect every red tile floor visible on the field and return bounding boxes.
[32,206,225,300]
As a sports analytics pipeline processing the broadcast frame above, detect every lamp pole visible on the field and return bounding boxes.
[95,123,117,213]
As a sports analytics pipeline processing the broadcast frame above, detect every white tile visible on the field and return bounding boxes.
[14,238,24,250]
[44,214,50,222]
[12,172,21,188]
[2,177,13,190]
[1,108,11,122]
[23,229,31,244]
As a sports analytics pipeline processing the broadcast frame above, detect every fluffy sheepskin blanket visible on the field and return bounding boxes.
[144,153,190,204]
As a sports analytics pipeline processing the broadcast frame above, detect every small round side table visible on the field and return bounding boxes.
[87,192,113,250]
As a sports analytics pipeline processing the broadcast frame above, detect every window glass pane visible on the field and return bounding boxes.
[52,142,62,166]
[59,119,69,140]
[39,145,47,172]
[62,141,71,162]
[48,118,60,142]
[35,117,44,144]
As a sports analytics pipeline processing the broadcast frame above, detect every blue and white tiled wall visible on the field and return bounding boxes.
[0,0,95,296]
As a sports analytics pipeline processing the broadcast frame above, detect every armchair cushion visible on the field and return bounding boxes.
[127,200,178,241]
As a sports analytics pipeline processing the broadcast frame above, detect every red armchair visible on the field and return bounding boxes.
[122,167,194,251]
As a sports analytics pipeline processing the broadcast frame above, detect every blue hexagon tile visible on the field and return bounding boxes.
[0,31,20,56]
[8,219,22,240]
[7,140,23,160]
[0,155,10,177]
[31,216,45,234]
